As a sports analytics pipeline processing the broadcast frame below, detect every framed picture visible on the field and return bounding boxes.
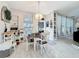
[46,21,49,27]
[38,22,44,28]
[50,20,53,28]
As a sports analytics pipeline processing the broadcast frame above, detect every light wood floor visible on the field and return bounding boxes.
[8,38,79,58]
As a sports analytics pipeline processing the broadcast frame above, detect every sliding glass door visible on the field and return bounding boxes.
[66,17,71,35]
[56,14,74,38]
[66,17,73,35]
[70,18,73,35]
[61,16,66,36]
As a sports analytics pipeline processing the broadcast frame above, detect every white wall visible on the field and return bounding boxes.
[10,9,25,29]
[0,2,9,43]
[0,16,5,43]
[32,15,38,33]
[45,12,54,41]
[10,8,34,30]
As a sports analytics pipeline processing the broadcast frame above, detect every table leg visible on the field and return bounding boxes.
[34,40,36,51]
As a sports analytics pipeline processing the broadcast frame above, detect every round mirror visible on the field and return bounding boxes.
[1,6,11,22]
[1,6,7,21]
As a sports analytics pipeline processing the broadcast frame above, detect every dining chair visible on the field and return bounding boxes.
[37,32,48,54]
[26,34,34,51]
[19,29,24,42]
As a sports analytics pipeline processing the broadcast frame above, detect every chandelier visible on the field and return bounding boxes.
[35,1,43,20]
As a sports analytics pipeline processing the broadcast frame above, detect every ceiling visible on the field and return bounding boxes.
[4,1,79,17]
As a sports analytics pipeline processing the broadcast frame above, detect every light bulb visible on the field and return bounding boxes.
[35,13,43,20]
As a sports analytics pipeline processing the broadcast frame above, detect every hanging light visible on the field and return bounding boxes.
[35,13,43,20]
[35,1,43,20]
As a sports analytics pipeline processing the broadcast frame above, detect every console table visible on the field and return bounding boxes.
[2,31,16,50]
[0,40,12,57]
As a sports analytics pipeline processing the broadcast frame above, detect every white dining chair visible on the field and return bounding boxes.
[26,35,34,51]
[19,29,24,42]
[37,32,48,54]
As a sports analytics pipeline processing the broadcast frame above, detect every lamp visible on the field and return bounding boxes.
[35,13,43,20]
[35,1,43,20]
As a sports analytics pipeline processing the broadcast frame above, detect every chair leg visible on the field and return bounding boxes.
[13,46,16,51]
[43,46,47,53]
[27,45,28,51]
[34,41,37,51]
[34,43,36,51]
[41,46,43,55]
[26,42,29,51]
[41,45,47,54]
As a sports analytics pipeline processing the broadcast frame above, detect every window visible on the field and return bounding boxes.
[24,16,32,36]
[56,14,74,37]
[61,16,66,36]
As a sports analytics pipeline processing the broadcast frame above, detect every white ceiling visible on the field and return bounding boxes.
[5,1,79,17]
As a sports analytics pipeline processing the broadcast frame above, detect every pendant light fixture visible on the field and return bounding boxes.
[35,1,43,20]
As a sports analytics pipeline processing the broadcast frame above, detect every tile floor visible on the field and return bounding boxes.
[8,38,79,58]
